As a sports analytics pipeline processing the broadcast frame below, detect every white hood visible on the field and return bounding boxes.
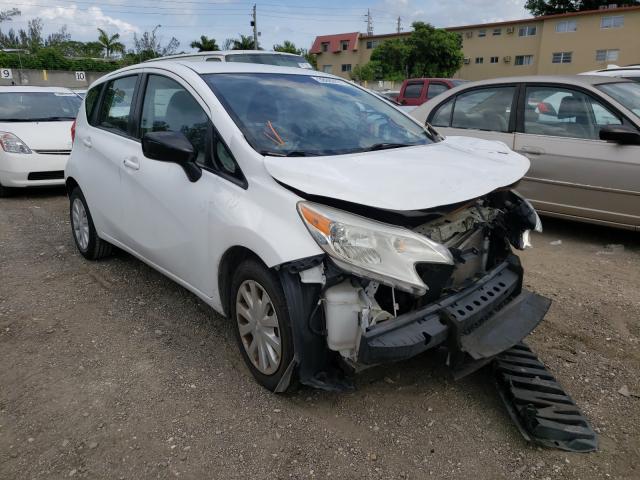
[0,121,73,151]
[264,136,530,211]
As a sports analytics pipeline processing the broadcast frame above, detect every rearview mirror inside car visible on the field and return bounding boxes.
[142,131,202,182]
[599,125,640,146]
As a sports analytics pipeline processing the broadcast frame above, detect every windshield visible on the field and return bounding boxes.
[225,53,312,69]
[597,82,640,118]
[203,73,434,156]
[0,92,81,121]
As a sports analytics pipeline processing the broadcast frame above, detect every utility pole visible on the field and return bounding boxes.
[251,4,259,50]
[397,16,402,34]
[365,9,373,36]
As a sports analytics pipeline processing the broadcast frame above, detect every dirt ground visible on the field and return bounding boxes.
[1,189,638,480]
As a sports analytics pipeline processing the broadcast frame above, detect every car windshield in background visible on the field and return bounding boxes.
[225,54,312,69]
[450,80,469,86]
[203,73,433,156]
[597,82,640,117]
[0,92,81,121]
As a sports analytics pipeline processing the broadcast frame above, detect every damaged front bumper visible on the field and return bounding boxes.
[357,256,551,367]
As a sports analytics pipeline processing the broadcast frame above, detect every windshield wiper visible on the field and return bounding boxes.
[260,150,317,157]
[365,143,415,151]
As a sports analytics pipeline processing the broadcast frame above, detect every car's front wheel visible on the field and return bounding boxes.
[230,259,295,391]
[69,187,112,260]
[0,182,14,198]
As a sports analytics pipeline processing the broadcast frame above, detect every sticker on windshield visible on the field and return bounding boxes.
[298,62,313,69]
[311,76,344,85]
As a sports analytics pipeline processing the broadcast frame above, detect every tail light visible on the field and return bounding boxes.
[71,120,76,144]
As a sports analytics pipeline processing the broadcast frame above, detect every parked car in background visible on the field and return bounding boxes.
[379,89,400,102]
[411,75,640,230]
[579,64,640,82]
[66,61,548,393]
[145,50,314,69]
[397,78,468,106]
[0,86,81,196]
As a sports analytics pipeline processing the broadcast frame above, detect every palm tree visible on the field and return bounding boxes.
[232,34,255,50]
[97,28,124,58]
[190,35,219,52]
[273,40,299,54]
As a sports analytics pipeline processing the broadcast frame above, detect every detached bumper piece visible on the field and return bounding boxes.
[493,343,598,453]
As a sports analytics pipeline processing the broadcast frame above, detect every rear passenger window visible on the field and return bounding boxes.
[451,86,515,132]
[403,83,424,99]
[140,74,244,184]
[84,85,102,125]
[97,76,137,135]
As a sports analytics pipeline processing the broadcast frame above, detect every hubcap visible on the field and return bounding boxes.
[72,198,90,251]
[235,280,282,375]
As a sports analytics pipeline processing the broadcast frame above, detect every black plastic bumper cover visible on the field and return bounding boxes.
[493,343,598,452]
[357,258,550,365]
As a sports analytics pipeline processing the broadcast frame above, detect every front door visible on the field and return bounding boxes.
[514,84,640,227]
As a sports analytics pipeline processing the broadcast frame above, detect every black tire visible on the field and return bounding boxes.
[69,187,113,260]
[0,183,14,198]
[230,259,295,392]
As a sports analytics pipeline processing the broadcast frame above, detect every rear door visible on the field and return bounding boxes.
[514,83,640,228]
[427,84,518,148]
[400,80,426,106]
[80,74,140,241]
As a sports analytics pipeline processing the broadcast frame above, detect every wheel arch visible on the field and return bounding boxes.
[217,245,269,317]
[65,176,80,196]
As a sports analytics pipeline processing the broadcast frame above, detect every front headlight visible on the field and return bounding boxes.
[297,202,453,295]
[0,132,32,154]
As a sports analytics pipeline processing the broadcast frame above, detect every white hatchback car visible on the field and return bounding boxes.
[0,86,80,196]
[66,61,549,392]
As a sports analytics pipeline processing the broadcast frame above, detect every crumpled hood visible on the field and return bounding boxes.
[264,136,530,211]
[0,121,73,151]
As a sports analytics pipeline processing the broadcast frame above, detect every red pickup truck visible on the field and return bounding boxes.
[397,78,468,106]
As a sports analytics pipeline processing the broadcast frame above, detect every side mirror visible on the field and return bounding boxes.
[599,125,640,145]
[142,131,202,182]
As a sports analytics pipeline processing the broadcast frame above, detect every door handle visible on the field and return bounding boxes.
[82,137,92,148]
[123,157,140,171]
[520,145,544,155]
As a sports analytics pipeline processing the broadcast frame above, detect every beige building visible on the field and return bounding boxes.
[309,5,640,82]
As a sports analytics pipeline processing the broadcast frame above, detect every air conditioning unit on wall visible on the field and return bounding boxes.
[463,58,471,64]
[503,56,512,63]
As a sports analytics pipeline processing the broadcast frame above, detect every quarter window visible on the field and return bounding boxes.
[518,26,537,36]
[430,98,454,127]
[97,75,137,136]
[601,15,624,29]
[84,85,102,125]
[523,86,622,140]
[451,86,516,132]
[552,52,572,64]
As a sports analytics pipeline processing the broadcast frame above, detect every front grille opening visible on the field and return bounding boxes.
[28,171,64,181]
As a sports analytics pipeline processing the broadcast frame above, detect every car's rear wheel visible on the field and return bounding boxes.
[230,259,295,391]
[69,187,112,260]
[0,183,14,198]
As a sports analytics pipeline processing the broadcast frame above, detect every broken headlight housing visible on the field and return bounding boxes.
[297,201,454,295]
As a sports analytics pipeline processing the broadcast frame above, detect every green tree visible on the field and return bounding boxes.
[97,28,125,58]
[525,0,638,16]
[406,22,464,78]
[273,40,299,54]
[132,25,180,60]
[300,49,317,69]
[190,35,219,52]
[370,38,411,80]
[351,62,377,82]
[232,34,256,50]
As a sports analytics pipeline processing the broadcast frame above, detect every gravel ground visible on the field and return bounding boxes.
[1,189,639,480]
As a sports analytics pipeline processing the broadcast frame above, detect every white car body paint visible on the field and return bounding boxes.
[265,136,529,211]
[0,86,76,188]
[66,62,529,316]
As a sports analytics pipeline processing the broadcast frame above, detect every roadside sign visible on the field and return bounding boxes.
[75,71,86,82]
[1,68,13,80]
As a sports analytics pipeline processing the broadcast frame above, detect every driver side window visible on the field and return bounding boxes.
[140,75,244,184]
